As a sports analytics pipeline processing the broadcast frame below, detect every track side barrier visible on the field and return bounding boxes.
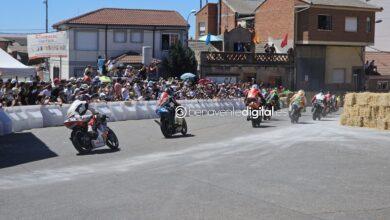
[21,105,43,130]
[3,107,30,132]
[0,109,12,136]
[136,101,149,119]
[122,101,138,120]
[40,105,64,127]
[0,98,247,136]
[146,101,158,119]
[91,103,116,122]
[108,102,127,121]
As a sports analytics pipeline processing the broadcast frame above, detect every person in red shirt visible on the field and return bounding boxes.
[83,65,93,84]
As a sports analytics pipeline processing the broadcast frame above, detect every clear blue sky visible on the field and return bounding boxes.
[0,0,217,37]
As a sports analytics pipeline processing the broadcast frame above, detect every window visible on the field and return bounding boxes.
[161,34,179,50]
[130,30,143,43]
[114,30,126,43]
[331,69,346,83]
[377,81,389,90]
[198,22,206,36]
[73,68,84,78]
[318,15,332,30]
[366,17,372,33]
[75,31,98,51]
[345,17,358,32]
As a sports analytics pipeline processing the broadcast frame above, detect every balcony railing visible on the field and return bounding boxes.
[200,52,293,66]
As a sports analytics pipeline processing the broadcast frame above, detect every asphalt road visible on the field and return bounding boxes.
[1,109,390,220]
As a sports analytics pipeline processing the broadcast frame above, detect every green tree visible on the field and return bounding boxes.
[162,42,198,78]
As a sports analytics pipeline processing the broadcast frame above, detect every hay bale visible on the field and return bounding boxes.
[377,93,390,106]
[356,93,373,106]
[378,107,390,119]
[363,118,377,128]
[377,120,389,130]
[358,106,372,118]
[347,106,360,117]
[340,114,348,125]
[347,116,364,127]
[344,93,356,106]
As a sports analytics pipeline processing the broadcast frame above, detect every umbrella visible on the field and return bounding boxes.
[99,75,112,83]
[198,35,223,42]
[180,73,196,81]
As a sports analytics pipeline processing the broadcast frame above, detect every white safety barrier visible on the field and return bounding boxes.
[0,109,12,135]
[3,107,30,132]
[146,101,158,119]
[122,101,138,120]
[0,99,246,136]
[21,105,44,130]
[91,103,117,122]
[108,102,127,121]
[41,105,64,127]
[136,101,149,119]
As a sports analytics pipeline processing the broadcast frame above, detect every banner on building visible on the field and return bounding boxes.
[27,31,68,59]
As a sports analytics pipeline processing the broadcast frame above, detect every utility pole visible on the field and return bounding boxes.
[43,0,48,33]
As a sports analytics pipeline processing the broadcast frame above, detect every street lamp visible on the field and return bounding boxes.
[186,9,197,45]
[43,0,48,33]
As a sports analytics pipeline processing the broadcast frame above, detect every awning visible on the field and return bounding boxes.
[0,48,35,78]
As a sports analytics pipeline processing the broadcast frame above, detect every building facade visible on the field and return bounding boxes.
[254,0,382,91]
[50,8,188,79]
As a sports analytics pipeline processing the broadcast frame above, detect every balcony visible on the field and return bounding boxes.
[200,52,293,66]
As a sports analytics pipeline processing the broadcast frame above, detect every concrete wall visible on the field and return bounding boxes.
[325,46,363,86]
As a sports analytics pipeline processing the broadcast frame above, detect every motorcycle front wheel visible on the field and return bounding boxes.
[71,130,93,154]
[106,128,119,150]
[161,118,173,138]
[181,119,188,136]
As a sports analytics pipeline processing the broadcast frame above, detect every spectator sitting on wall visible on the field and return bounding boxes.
[264,43,271,54]
[270,44,276,54]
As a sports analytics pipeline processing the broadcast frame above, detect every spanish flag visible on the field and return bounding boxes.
[253,32,261,44]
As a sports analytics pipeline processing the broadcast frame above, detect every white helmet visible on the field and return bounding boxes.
[251,84,259,90]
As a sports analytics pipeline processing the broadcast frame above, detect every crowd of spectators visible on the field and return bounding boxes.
[1,62,291,108]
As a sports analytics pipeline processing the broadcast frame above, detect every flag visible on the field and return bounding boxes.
[205,34,211,45]
[252,32,261,44]
[281,33,288,48]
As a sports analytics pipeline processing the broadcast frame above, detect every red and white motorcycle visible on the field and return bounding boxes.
[64,114,119,154]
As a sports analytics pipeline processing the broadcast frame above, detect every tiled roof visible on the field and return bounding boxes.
[223,0,265,15]
[366,52,390,76]
[53,8,188,28]
[114,51,160,65]
[302,0,382,10]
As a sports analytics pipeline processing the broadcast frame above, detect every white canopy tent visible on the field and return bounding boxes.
[0,48,35,79]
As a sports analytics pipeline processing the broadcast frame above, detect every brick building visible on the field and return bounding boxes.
[195,0,264,39]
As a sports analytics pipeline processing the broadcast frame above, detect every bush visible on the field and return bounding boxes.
[161,42,197,78]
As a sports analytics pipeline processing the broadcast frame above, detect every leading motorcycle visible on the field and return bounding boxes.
[248,101,262,128]
[64,114,119,154]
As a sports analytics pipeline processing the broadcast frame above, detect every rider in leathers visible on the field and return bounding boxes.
[66,95,99,138]
[157,87,180,125]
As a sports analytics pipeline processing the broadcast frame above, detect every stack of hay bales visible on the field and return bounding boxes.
[340,92,390,130]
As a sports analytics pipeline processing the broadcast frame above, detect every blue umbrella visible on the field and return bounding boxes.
[180,73,196,81]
